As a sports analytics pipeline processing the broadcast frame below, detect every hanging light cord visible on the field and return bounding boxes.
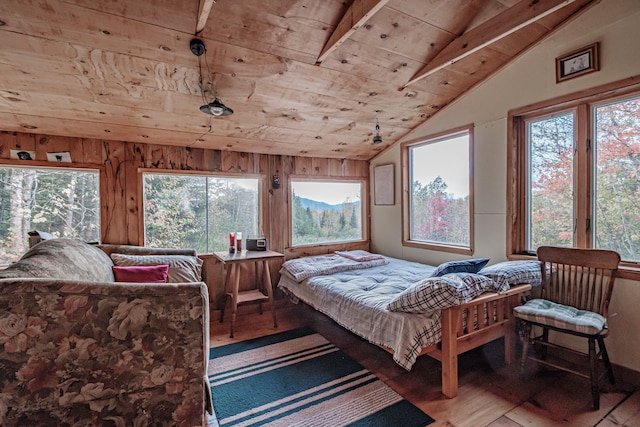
[197,55,206,105]
[197,51,217,105]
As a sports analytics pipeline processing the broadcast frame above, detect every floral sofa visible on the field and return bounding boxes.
[0,238,211,426]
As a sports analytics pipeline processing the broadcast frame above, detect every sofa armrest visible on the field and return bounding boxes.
[0,278,209,426]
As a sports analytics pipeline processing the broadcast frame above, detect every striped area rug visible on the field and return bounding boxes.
[208,327,434,427]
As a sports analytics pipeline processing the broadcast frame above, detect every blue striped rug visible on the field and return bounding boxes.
[208,327,434,427]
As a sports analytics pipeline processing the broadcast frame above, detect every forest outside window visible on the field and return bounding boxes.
[509,81,640,267]
[290,179,364,247]
[143,172,260,253]
[0,165,100,265]
[526,110,576,250]
[401,125,474,255]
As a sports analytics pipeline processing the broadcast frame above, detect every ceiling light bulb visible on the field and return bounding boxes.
[200,99,233,116]
[209,105,224,116]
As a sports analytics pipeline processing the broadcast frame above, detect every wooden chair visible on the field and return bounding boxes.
[513,246,620,410]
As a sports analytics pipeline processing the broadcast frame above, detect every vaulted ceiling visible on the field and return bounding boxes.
[0,0,598,160]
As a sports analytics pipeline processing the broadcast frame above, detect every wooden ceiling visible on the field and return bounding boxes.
[0,0,598,160]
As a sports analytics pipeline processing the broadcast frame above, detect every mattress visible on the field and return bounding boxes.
[278,257,440,370]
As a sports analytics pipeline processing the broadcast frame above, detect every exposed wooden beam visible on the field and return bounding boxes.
[316,0,391,64]
[195,0,216,34]
[402,0,576,88]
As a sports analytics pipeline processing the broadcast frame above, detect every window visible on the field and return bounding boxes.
[509,81,640,265]
[593,97,640,259]
[402,125,474,254]
[143,172,260,253]
[0,166,100,265]
[290,179,364,246]
[526,111,576,249]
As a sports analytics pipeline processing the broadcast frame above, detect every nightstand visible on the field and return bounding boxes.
[214,250,284,338]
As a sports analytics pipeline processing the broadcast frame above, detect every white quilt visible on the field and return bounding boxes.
[278,257,440,370]
[280,253,388,282]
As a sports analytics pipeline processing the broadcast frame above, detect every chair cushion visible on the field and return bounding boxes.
[513,299,606,334]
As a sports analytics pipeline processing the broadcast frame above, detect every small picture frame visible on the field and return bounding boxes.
[46,151,72,163]
[374,163,394,206]
[556,42,599,83]
[10,149,35,161]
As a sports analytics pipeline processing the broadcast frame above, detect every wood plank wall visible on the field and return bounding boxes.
[0,130,370,309]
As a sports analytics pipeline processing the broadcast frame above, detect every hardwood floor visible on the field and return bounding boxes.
[209,303,640,427]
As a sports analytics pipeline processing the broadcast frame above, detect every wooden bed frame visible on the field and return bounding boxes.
[279,253,533,398]
[383,283,531,398]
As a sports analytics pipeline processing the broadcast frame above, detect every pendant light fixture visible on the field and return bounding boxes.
[372,118,382,144]
[190,38,234,117]
[199,98,234,116]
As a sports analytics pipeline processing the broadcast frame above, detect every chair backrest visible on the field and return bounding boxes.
[537,246,620,317]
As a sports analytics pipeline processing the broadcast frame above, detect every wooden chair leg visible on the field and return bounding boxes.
[589,338,600,410]
[598,337,615,384]
[504,322,514,365]
[520,322,531,380]
[540,328,549,359]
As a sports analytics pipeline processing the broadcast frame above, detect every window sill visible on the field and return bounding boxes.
[286,241,370,259]
[617,264,640,281]
[404,240,473,256]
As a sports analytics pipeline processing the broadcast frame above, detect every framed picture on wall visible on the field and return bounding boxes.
[556,42,599,83]
[374,163,394,205]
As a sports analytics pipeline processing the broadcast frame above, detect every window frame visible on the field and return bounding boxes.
[139,168,267,253]
[523,107,582,252]
[288,176,369,249]
[507,76,640,280]
[401,124,475,255]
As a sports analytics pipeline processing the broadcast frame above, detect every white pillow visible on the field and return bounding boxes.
[110,253,203,283]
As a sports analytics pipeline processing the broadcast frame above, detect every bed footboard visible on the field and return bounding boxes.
[427,284,532,398]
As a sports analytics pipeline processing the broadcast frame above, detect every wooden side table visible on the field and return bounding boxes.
[214,250,284,338]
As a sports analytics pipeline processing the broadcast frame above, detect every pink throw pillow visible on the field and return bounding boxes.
[112,264,169,283]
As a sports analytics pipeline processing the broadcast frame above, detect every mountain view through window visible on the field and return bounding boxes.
[291,180,363,246]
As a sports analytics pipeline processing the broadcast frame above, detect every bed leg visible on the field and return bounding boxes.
[441,307,459,398]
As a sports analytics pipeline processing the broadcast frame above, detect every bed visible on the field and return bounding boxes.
[277,251,539,398]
